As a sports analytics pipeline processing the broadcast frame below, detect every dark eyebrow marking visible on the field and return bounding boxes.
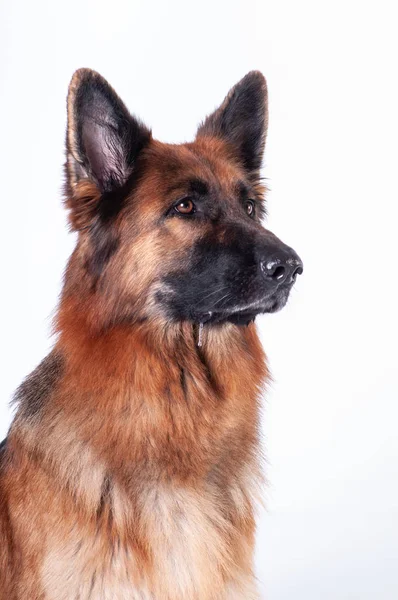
[167,178,209,196]
[188,178,208,196]
[237,180,250,197]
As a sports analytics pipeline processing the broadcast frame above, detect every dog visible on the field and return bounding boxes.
[0,69,302,599]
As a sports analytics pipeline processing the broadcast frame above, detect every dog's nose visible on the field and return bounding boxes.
[260,254,303,285]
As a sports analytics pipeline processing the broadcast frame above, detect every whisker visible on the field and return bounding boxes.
[197,285,230,304]
[212,292,233,308]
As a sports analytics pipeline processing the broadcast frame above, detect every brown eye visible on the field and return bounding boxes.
[175,198,195,215]
[246,200,255,217]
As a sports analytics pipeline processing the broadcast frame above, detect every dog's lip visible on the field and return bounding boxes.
[196,289,289,322]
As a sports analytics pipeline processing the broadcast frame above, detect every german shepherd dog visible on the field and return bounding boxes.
[0,69,302,599]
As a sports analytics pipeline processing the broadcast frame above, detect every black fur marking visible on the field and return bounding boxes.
[197,71,267,179]
[97,476,112,521]
[179,367,188,401]
[13,351,64,420]
[187,178,209,196]
[87,219,120,281]
[237,180,250,198]
[96,179,132,224]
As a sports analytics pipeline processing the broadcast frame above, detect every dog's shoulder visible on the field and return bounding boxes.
[12,350,64,421]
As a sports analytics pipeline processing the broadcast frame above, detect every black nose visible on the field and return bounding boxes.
[260,254,303,285]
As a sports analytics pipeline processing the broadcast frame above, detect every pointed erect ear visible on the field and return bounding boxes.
[66,69,151,195]
[196,71,268,180]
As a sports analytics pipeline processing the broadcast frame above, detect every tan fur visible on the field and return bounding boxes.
[1,323,266,599]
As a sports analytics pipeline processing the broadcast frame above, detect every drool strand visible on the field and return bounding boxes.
[197,322,204,347]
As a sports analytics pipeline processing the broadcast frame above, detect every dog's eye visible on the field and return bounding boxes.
[246,200,255,217]
[174,198,195,215]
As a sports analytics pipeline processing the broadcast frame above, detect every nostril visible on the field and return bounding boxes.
[272,265,286,281]
[261,260,287,283]
[291,265,303,281]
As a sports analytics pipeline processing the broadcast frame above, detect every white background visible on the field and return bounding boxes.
[1,1,397,598]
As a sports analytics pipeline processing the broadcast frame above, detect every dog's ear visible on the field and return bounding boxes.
[196,71,267,180]
[65,69,151,229]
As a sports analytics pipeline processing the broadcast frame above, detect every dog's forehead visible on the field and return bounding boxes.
[143,138,246,195]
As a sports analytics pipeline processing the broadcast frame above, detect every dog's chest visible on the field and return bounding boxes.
[41,481,254,600]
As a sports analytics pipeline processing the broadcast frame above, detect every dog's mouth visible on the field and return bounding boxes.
[156,272,297,327]
[195,287,291,326]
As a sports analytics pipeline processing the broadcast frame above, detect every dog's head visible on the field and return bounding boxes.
[64,69,302,329]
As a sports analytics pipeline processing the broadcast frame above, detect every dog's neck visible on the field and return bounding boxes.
[11,298,267,516]
[55,294,264,384]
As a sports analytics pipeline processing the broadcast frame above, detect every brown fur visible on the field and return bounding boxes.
[0,70,271,599]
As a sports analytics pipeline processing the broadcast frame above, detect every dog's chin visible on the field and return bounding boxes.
[195,288,291,327]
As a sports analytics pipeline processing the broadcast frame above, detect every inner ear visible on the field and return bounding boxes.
[196,71,268,180]
[66,69,151,194]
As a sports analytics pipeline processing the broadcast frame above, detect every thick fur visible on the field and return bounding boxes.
[0,69,301,599]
